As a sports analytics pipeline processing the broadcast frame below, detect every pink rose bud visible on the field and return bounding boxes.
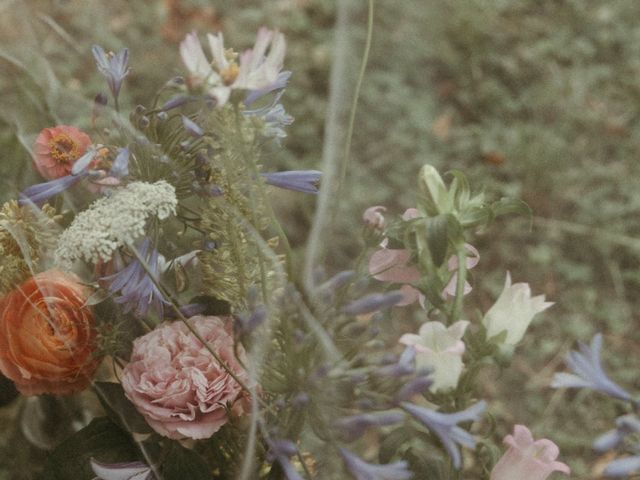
[491,425,570,480]
[363,205,387,230]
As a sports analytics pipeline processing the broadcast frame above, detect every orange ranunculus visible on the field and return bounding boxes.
[0,270,99,395]
[33,126,92,180]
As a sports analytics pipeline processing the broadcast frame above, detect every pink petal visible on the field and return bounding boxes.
[369,249,421,283]
[402,208,420,220]
[442,274,472,299]
[397,284,421,306]
[447,243,480,271]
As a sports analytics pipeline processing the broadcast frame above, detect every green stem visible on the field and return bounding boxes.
[336,0,375,202]
[449,247,467,323]
[304,0,375,289]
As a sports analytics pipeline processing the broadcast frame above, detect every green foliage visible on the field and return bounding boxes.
[196,107,272,310]
[162,443,211,480]
[43,417,140,480]
[94,382,152,434]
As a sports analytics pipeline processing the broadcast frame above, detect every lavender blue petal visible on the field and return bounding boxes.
[339,448,413,480]
[102,239,170,318]
[603,456,640,477]
[18,174,83,206]
[336,411,405,442]
[181,115,204,137]
[343,291,404,315]
[401,401,486,469]
[244,71,292,106]
[551,334,633,402]
[395,376,433,403]
[110,147,129,177]
[92,45,130,100]
[262,170,321,194]
[71,147,97,175]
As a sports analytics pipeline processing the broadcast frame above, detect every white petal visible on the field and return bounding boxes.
[206,32,229,70]
[180,32,213,80]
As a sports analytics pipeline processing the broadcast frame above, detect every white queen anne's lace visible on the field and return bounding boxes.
[55,181,177,267]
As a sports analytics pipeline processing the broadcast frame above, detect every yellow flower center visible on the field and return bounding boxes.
[221,63,240,86]
[48,134,80,164]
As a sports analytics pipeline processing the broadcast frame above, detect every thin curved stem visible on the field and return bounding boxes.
[449,247,467,323]
[336,0,375,202]
[304,0,359,290]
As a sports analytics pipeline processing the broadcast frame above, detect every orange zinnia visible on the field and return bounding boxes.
[33,126,92,180]
[0,270,99,395]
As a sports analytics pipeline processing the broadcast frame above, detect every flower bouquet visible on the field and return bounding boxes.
[3,13,627,480]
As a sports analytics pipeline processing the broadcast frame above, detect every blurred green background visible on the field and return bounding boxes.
[1,0,640,478]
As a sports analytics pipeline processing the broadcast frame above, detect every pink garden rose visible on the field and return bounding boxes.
[490,425,570,480]
[121,315,250,440]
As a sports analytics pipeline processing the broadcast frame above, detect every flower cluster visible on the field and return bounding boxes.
[553,334,640,477]
[54,181,177,267]
[0,23,578,480]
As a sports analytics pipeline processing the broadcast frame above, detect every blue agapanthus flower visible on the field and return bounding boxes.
[339,448,413,480]
[92,45,130,102]
[343,290,405,315]
[244,72,293,140]
[335,411,405,442]
[261,170,322,194]
[181,115,204,138]
[376,346,416,377]
[244,71,291,106]
[102,239,170,318]
[402,401,486,469]
[594,415,640,452]
[603,456,640,478]
[19,147,98,206]
[109,147,130,177]
[245,91,294,140]
[266,438,304,480]
[551,334,634,403]
[19,173,84,206]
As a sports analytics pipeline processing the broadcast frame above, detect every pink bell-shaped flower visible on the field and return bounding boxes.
[491,425,570,480]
